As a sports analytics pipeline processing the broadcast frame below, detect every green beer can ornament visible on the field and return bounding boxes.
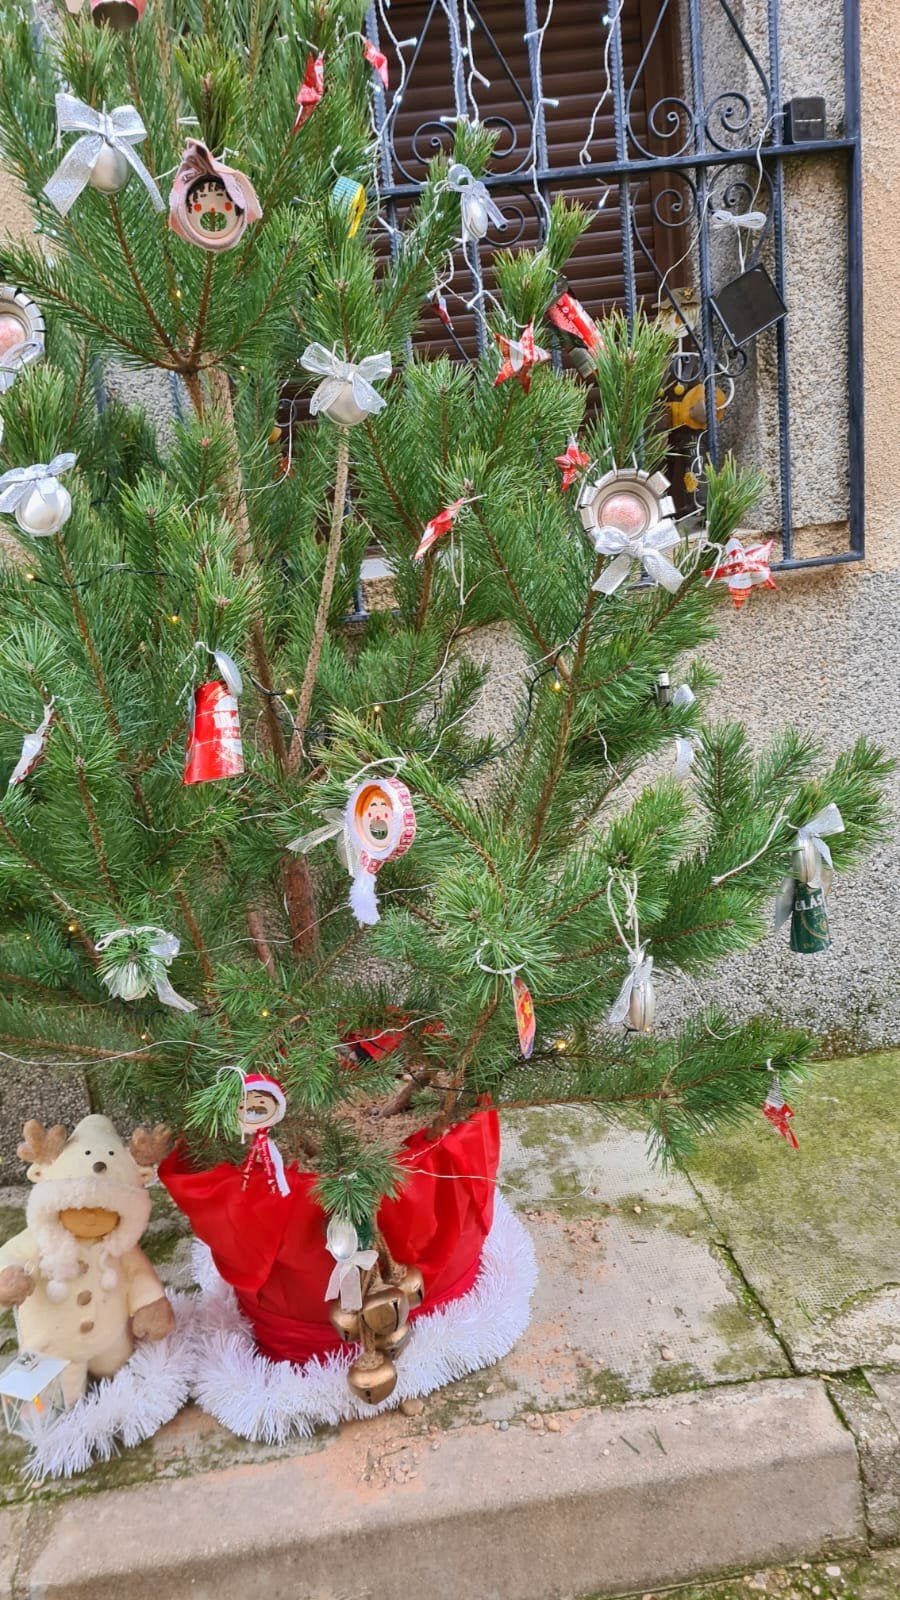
[775,803,845,955]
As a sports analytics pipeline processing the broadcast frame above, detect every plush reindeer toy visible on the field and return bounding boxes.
[0,1117,175,1404]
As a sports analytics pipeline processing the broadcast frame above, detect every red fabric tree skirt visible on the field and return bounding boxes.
[160,1110,500,1365]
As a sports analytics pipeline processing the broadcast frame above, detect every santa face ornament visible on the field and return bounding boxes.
[238,1088,283,1137]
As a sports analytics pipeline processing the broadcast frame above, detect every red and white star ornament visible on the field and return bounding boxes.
[493,323,550,395]
[762,1071,799,1150]
[413,497,469,561]
[547,292,603,353]
[294,52,324,131]
[554,437,591,492]
[703,535,777,609]
[363,38,389,88]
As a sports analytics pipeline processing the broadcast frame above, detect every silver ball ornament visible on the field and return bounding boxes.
[318,383,370,427]
[88,142,131,196]
[14,481,72,537]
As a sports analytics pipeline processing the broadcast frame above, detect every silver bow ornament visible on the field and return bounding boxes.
[43,94,164,216]
[608,948,656,1032]
[0,339,45,396]
[774,804,845,928]
[94,925,197,1012]
[0,453,77,525]
[300,343,392,419]
[447,163,506,242]
[590,520,685,596]
[324,1217,378,1312]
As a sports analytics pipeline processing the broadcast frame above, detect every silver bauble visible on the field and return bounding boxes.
[318,383,370,427]
[461,192,489,241]
[88,142,131,196]
[14,481,72,536]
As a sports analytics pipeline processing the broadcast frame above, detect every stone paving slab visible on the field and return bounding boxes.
[686,1051,900,1373]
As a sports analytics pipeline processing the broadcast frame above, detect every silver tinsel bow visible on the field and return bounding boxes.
[774,803,845,929]
[324,1217,378,1311]
[590,521,684,595]
[446,162,506,241]
[94,925,196,1012]
[0,454,76,517]
[300,343,391,418]
[43,94,164,216]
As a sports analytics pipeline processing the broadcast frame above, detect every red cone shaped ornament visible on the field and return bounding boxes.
[184,678,244,785]
[90,0,146,27]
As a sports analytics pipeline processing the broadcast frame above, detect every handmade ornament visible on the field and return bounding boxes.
[183,650,244,785]
[547,291,602,352]
[762,1073,799,1149]
[360,1285,408,1338]
[331,175,366,238]
[513,975,536,1059]
[0,1352,68,1440]
[94,925,196,1012]
[493,323,550,394]
[239,1074,290,1198]
[668,381,725,432]
[301,343,391,426]
[654,671,673,708]
[344,776,417,925]
[774,804,844,955]
[325,1218,378,1312]
[90,0,146,27]
[0,454,76,537]
[0,1118,174,1405]
[43,95,163,215]
[8,699,54,788]
[578,466,683,595]
[703,536,777,608]
[609,949,655,1032]
[347,1350,397,1405]
[0,286,45,393]
[294,52,324,131]
[413,497,468,560]
[447,163,506,242]
[555,437,591,492]
[673,736,700,781]
[169,141,261,253]
[429,288,454,330]
[363,38,389,87]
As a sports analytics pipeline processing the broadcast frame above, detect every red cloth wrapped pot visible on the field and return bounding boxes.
[160,1109,499,1365]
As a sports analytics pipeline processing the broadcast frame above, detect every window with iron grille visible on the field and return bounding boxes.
[365,0,863,570]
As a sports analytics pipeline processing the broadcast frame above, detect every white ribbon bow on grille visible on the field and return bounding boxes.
[590,521,685,595]
[446,163,507,241]
[324,1217,378,1311]
[94,925,197,1013]
[43,94,164,216]
[0,454,77,516]
[774,803,845,928]
[710,207,767,234]
[300,343,391,418]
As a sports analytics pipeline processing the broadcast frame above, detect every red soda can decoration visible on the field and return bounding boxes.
[90,0,146,28]
[184,651,244,786]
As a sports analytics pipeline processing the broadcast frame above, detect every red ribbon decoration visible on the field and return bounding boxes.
[413,497,467,560]
[547,292,603,352]
[363,38,389,87]
[493,323,550,394]
[294,52,324,131]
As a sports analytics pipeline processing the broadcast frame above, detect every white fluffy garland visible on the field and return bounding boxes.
[23,1290,198,1481]
[190,1192,536,1442]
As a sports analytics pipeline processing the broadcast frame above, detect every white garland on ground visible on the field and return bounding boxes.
[190,1192,537,1443]
[25,1290,198,1481]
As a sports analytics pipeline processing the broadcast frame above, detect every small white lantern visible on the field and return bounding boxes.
[0,1351,69,1440]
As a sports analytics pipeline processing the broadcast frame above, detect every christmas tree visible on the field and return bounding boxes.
[0,0,889,1249]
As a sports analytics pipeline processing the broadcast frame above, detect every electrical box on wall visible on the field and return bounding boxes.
[783,97,827,142]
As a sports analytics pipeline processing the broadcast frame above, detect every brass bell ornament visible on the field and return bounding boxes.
[395,1265,425,1308]
[329,1304,361,1344]
[375,1323,412,1358]
[360,1286,408,1339]
[347,1352,398,1406]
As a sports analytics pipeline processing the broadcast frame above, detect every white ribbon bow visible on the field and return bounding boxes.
[590,521,685,595]
[447,162,506,241]
[710,207,767,234]
[0,339,44,396]
[609,949,655,1027]
[43,94,164,217]
[324,1217,378,1312]
[300,343,391,419]
[774,803,845,928]
[0,454,77,517]
[94,925,197,1012]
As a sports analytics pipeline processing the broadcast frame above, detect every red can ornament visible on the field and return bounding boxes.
[346,776,417,925]
[184,672,244,786]
[90,0,145,27]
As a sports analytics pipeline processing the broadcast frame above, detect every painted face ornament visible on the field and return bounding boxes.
[345,777,417,926]
[169,141,262,253]
[238,1073,290,1197]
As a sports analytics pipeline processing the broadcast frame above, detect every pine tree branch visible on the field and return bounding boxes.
[74,758,126,912]
[430,998,499,1133]
[0,1034,162,1066]
[471,502,558,665]
[108,198,177,359]
[286,425,350,773]
[362,418,421,538]
[246,907,277,980]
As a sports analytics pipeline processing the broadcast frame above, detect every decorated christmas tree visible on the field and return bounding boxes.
[0,0,889,1440]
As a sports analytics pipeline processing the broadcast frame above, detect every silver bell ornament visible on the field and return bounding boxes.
[87,140,131,195]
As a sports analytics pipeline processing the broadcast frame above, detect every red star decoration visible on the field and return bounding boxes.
[554,437,591,492]
[294,53,324,132]
[363,38,389,88]
[703,537,777,609]
[413,497,468,561]
[762,1097,799,1149]
[493,323,550,395]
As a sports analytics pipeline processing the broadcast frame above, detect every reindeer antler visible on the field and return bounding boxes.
[129,1124,172,1167]
[17,1120,67,1167]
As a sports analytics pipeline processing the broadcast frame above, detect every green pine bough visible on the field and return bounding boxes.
[0,0,890,1228]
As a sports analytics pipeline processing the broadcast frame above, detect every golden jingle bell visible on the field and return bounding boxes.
[375,1322,412,1358]
[360,1286,408,1338]
[394,1265,425,1308]
[347,1352,398,1405]
[329,1304,361,1344]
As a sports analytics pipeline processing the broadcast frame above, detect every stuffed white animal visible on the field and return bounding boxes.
[0,1116,175,1404]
